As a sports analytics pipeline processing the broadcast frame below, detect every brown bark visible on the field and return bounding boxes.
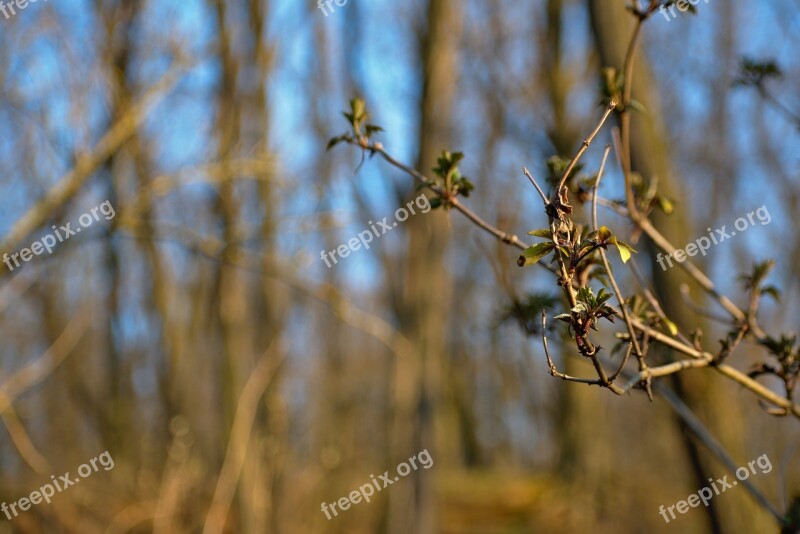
[388,1,462,532]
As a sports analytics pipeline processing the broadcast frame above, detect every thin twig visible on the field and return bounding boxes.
[758,85,800,129]
[632,215,761,336]
[523,166,549,206]
[628,259,692,346]
[619,2,655,217]
[1,409,50,474]
[555,100,617,194]
[373,144,532,252]
[609,342,634,383]
[450,197,528,251]
[621,357,711,393]
[592,145,649,396]
[541,310,611,388]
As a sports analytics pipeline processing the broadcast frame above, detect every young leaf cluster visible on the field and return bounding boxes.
[327,98,384,151]
[554,286,618,333]
[734,58,782,88]
[516,224,635,268]
[428,151,475,209]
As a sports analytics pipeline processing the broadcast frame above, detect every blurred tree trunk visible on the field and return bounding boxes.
[313,11,356,534]
[243,0,282,531]
[95,0,142,457]
[389,1,462,532]
[587,2,774,531]
[101,0,180,469]
[210,0,244,442]
[208,1,273,531]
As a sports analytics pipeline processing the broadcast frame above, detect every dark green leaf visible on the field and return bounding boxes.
[326,136,347,150]
[517,242,554,267]
[761,285,781,302]
[527,228,553,238]
[364,124,384,136]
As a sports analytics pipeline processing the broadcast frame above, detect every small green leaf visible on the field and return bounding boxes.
[527,228,553,238]
[599,305,617,322]
[517,242,554,267]
[761,285,781,302]
[350,98,366,121]
[595,226,613,243]
[628,99,647,114]
[326,135,349,150]
[454,176,474,197]
[596,288,614,306]
[364,124,384,136]
[615,241,637,264]
[571,303,588,314]
[658,197,675,215]
[577,287,594,304]
[662,318,678,336]
[734,58,783,87]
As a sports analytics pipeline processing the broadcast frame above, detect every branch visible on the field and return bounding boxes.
[331,106,800,419]
[0,61,191,267]
[523,166,549,206]
[592,145,650,396]
[0,305,91,416]
[203,343,284,534]
[541,310,620,390]
[555,100,616,194]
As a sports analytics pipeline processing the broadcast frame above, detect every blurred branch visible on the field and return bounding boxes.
[0,61,192,265]
[619,0,660,216]
[203,342,284,534]
[1,408,50,474]
[757,85,800,129]
[129,157,280,210]
[105,500,160,534]
[120,216,417,364]
[0,303,91,416]
[648,379,784,521]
